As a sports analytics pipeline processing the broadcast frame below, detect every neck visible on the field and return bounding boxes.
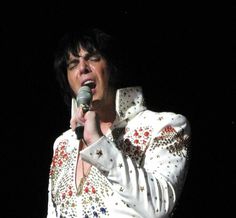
[93,91,116,134]
[99,101,116,121]
[93,88,116,120]
[100,99,116,133]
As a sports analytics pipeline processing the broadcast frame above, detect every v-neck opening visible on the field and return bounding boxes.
[74,140,92,196]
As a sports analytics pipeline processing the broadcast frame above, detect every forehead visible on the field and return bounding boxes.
[68,47,87,58]
[77,47,89,56]
[68,47,98,59]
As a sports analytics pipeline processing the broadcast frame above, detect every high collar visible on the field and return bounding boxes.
[71,86,147,128]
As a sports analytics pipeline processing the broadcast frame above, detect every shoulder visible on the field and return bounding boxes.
[136,110,188,123]
[52,129,77,152]
[159,111,190,128]
[134,110,191,133]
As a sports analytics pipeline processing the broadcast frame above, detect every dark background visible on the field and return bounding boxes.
[0,1,234,218]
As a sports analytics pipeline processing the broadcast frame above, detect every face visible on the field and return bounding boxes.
[67,47,111,108]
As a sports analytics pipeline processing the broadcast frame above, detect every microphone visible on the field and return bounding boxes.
[75,85,92,139]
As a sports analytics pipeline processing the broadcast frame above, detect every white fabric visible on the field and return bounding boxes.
[47,86,191,218]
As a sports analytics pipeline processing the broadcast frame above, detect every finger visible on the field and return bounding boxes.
[80,103,90,114]
[70,117,77,130]
[70,107,86,131]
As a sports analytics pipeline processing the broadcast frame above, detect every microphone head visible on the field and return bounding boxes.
[76,85,92,106]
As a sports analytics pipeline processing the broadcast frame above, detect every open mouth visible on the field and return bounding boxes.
[83,80,96,89]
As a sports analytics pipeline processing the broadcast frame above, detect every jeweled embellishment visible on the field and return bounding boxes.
[153,125,190,157]
[96,149,103,158]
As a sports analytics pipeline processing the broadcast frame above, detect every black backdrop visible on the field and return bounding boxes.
[1,1,235,218]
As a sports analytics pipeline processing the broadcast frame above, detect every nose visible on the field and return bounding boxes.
[79,59,90,75]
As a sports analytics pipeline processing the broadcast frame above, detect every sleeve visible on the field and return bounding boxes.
[80,113,191,217]
[47,178,57,218]
[46,136,62,218]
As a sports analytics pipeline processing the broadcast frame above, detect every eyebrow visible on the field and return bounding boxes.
[74,50,98,58]
[67,51,101,66]
[67,58,78,64]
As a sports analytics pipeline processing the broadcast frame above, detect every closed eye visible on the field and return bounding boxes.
[88,54,101,61]
[67,59,79,70]
[67,53,102,70]
[84,53,101,62]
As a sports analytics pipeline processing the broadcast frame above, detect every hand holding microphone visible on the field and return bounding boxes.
[72,85,103,144]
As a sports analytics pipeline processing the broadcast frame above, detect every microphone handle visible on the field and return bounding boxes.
[75,103,90,139]
[75,125,84,139]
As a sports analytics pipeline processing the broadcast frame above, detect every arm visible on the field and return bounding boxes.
[80,113,191,217]
[46,136,64,218]
[47,178,57,218]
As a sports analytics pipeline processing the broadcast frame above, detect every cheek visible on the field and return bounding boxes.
[67,72,78,93]
[100,71,110,91]
[67,73,73,87]
[100,65,110,83]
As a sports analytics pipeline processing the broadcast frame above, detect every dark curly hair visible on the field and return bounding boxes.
[53,28,129,107]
